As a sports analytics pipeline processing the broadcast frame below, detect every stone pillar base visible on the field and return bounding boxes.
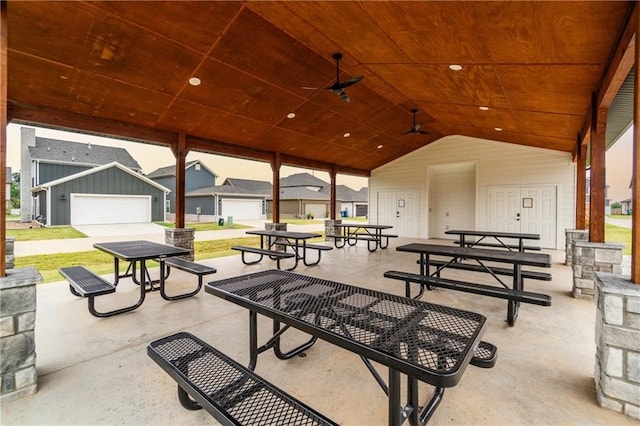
[565,229,589,266]
[5,237,15,269]
[0,267,42,404]
[594,273,640,420]
[265,223,287,250]
[164,228,195,260]
[324,219,342,242]
[572,241,623,299]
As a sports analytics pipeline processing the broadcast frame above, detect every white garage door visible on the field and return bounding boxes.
[221,199,263,220]
[70,194,151,225]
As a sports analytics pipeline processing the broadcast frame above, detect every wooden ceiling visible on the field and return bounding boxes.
[5,1,636,176]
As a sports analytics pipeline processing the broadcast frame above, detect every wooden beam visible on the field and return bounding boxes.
[589,93,607,243]
[172,133,188,229]
[271,153,281,223]
[0,0,7,277]
[329,165,337,220]
[576,136,587,230]
[597,2,637,108]
[8,104,176,146]
[631,7,640,284]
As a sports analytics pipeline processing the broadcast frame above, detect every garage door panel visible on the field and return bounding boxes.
[71,194,151,225]
[221,199,262,220]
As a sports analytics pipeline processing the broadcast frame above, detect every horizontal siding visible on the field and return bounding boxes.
[371,135,575,249]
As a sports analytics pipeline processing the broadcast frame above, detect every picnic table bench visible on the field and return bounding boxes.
[330,223,397,252]
[148,332,337,426]
[445,229,541,252]
[162,257,217,300]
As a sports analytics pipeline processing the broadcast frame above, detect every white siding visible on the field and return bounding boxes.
[370,135,575,249]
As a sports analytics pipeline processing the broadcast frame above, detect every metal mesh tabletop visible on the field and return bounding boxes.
[206,270,487,387]
[93,240,190,260]
[397,243,551,267]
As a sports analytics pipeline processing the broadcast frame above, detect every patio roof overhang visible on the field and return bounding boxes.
[2,1,637,172]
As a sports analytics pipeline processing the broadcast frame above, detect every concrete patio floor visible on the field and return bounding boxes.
[1,237,635,425]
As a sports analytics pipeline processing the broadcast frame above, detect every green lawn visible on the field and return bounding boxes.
[6,226,87,241]
[605,223,631,255]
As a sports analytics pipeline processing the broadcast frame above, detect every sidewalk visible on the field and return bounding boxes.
[13,220,327,257]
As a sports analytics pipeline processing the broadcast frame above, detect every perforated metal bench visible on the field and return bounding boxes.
[148,332,338,426]
[163,257,217,300]
[59,266,135,318]
[421,259,552,281]
[231,246,295,270]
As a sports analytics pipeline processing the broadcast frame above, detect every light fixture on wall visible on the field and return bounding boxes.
[60,194,66,201]
[154,196,158,202]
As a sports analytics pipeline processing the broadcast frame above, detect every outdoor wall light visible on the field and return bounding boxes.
[154,196,158,202]
[60,194,66,200]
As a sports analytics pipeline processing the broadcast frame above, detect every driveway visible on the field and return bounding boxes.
[605,216,631,229]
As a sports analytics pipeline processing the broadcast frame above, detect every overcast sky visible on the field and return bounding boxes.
[5,123,368,190]
[6,122,633,200]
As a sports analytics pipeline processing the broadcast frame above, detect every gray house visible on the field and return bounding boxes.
[31,162,169,226]
[146,160,217,215]
[19,127,147,224]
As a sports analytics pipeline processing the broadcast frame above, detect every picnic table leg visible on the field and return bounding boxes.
[388,369,402,426]
[507,264,522,326]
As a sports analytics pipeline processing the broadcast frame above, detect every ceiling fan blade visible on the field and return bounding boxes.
[341,75,364,88]
[338,90,350,103]
[302,86,319,90]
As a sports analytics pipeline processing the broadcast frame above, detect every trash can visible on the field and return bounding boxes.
[341,210,348,218]
[218,218,224,226]
[227,216,233,227]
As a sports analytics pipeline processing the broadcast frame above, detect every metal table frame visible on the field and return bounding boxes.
[245,229,322,270]
[396,243,551,325]
[333,223,393,252]
[205,270,491,425]
[445,229,540,252]
[93,240,191,310]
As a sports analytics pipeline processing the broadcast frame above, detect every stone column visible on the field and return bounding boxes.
[565,229,589,266]
[5,237,15,269]
[572,241,623,299]
[165,228,195,260]
[265,223,287,251]
[594,273,640,420]
[0,267,42,403]
[324,219,342,242]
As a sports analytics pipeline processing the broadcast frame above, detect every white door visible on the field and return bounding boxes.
[488,185,557,248]
[377,190,419,237]
[221,199,263,220]
[71,194,151,225]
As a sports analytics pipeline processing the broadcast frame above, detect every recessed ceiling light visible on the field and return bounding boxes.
[343,132,351,138]
[494,127,503,131]
[449,64,463,71]
[377,144,384,149]
[188,77,201,86]
[60,75,69,80]
[479,106,489,111]
[287,113,296,119]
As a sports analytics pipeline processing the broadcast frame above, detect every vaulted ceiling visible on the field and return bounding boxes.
[5,1,636,176]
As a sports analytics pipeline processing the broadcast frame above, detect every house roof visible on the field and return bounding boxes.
[321,184,368,203]
[146,159,218,179]
[31,161,170,193]
[223,178,273,194]
[280,173,327,188]
[268,186,331,201]
[186,185,267,197]
[28,138,142,171]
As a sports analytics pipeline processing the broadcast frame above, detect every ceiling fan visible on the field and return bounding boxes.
[404,109,430,135]
[303,53,364,103]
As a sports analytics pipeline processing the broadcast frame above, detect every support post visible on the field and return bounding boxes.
[330,165,337,220]
[589,93,607,243]
[632,10,640,284]
[271,153,281,223]
[171,133,188,229]
[0,0,7,277]
[576,139,587,230]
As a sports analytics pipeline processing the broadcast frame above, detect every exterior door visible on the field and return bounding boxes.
[377,190,418,237]
[488,185,557,248]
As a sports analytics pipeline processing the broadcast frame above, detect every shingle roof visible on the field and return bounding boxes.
[267,186,330,201]
[321,184,368,202]
[280,172,327,188]
[146,160,218,179]
[28,138,142,171]
[223,178,272,194]
[186,185,267,197]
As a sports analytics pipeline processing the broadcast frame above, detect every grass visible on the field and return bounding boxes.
[6,226,87,241]
[16,233,328,284]
[605,223,631,255]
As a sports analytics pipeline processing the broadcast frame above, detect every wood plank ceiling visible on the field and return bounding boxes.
[5,1,634,176]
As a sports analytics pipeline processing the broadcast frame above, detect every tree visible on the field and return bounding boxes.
[10,172,20,209]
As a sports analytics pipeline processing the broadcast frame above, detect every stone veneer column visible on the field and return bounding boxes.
[594,272,640,420]
[572,241,623,299]
[0,267,42,403]
[165,228,195,260]
[565,229,589,266]
[265,222,287,251]
[324,219,342,242]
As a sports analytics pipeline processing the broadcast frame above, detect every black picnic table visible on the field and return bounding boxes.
[394,243,551,326]
[205,269,496,425]
[332,223,395,251]
[244,229,325,270]
[445,229,540,252]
